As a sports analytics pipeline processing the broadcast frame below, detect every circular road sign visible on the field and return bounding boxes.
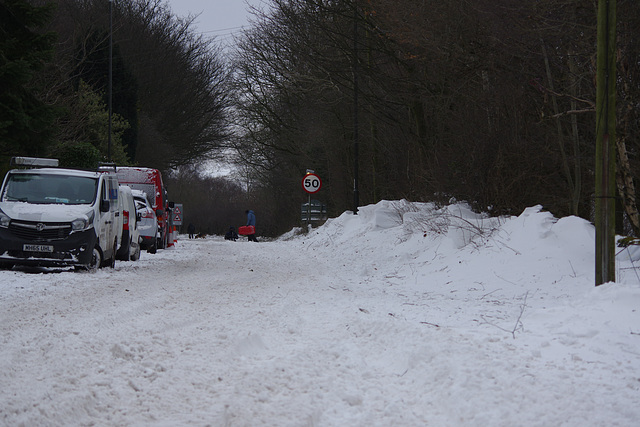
[302,173,322,194]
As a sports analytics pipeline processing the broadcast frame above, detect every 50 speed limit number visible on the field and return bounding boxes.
[302,173,322,194]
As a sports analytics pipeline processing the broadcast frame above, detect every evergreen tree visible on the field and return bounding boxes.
[0,0,57,158]
[51,81,130,169]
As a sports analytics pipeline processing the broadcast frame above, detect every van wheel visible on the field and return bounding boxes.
[86,247,102,272]
[130,242,141,261]
[116,241,129,261]
[147,240,157,254]
[108,240,117,268]
[117,238,131,261]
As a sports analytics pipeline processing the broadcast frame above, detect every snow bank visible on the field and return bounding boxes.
[1,200,639,426]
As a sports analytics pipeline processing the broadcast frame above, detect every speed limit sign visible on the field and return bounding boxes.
[302,173,322,194]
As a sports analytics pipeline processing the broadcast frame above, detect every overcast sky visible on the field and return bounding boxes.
[166,0,264,46]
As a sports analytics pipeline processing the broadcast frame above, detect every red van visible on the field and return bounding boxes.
[116,167,169,250]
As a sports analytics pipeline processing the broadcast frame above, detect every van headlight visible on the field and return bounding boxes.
[72,211,94,232]
[0,210,10,228]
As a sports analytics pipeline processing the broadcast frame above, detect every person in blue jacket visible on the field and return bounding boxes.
[245,210,257,242]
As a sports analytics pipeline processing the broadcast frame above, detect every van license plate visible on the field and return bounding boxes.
[23,244,54,252]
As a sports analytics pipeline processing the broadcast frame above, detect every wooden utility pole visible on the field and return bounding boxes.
[595,0,617,285]
[352,3,359,215]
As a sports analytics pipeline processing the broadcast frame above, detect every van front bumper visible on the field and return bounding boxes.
[0,227,98,267]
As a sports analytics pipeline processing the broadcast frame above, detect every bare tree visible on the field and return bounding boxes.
[32,0,231,173]
[231,0,640,233]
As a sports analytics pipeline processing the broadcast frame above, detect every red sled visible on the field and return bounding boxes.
[238,225,255,235]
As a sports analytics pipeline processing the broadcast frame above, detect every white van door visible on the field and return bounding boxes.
[98,178,117,257]
[109,176,122,250]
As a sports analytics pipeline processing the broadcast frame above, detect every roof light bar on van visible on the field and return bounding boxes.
[97,162,117,172]
[11,157,59,167]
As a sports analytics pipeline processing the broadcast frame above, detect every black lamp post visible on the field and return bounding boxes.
[108,0,113,162]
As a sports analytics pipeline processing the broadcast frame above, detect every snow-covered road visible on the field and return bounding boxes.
[1,201,639,426]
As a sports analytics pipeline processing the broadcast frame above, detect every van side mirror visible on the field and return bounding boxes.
[156,209,164,218]
[100,199,110,212]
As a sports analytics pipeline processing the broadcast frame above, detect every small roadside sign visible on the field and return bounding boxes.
[302,173,321,194]
[172,204,183,226]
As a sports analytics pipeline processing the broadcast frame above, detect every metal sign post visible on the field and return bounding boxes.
[302,172,322,227]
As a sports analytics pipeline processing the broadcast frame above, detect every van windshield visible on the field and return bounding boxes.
[2,173,98,205]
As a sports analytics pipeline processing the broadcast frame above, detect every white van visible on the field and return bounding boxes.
[0,157,121,270]
[116,185,141,261]
[131,188,158,253]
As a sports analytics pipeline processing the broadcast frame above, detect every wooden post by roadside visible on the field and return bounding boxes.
[595,0,617,285]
